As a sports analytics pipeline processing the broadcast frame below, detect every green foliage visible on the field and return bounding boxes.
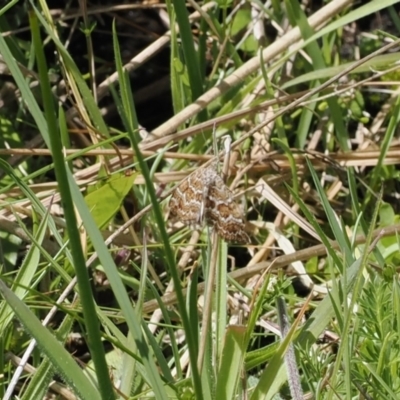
[0,0,400,399]
[85,173,136,229]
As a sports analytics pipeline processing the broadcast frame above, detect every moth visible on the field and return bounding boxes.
[169,163,250,244]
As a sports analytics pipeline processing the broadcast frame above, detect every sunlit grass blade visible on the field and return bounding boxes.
[20,314,75,400]
[34,1,110,138]
[215,242,228,362]
[0,281,101,400]
[215,325,247,398]
[0,206,47,332]
[169,0,205,110]
[30,10,115,397]
[113,27,203,398]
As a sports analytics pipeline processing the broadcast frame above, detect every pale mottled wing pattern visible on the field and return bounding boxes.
[169,164,218,226]
[205,175,250,244]
[169,163,250,244]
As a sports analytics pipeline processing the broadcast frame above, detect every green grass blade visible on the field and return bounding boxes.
[114,31,203,397]
[169,0,205,111]
[21,314,75,400]
[285,0,349,150]
[67,172,171,399]
[30,11,115,398]
[215,325,247,398]
[0,207,47,331]
[0,280,101,400]
[215,242,228,363]
[306,159,354,267]
[263,256,363,397]
[33,1,109,137]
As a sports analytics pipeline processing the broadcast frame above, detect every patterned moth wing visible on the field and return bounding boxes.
[205,175,250,244]
[169,163,218,227]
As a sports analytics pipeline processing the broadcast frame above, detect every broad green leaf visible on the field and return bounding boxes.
[85,173,136,229]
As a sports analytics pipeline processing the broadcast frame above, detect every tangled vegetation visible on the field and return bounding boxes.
[1,0,400,399]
